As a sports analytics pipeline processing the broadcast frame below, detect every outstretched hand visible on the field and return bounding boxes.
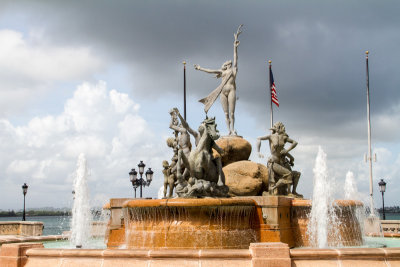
[234,24,243,40]
[194,64,200,70]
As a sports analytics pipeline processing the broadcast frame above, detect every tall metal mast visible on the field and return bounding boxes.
[365,51,375,215]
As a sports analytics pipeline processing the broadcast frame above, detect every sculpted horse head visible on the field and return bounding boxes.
[198,117,220,142]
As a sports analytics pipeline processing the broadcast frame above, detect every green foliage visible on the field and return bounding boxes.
[0,209,71,217]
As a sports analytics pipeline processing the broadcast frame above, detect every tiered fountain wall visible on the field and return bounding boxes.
[123,198,258,249]
[105,195,364,249]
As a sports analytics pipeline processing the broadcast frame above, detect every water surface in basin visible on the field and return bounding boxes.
[41,236,400,249]
[294,237,400,249]
[42,238,106,249]
[363,237,400,248]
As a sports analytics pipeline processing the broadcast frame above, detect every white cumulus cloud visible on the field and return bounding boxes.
[0,81,167,209]
[0,29,104,115]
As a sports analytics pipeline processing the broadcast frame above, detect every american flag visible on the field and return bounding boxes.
[270,67,279,107]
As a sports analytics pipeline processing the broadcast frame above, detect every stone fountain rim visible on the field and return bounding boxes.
[122,198,257,208]
[291,199,364,207]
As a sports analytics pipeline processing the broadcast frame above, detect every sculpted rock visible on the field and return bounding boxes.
[223,161,269,196]
[213,136,252,167]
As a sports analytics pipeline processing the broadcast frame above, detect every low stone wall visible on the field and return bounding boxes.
[0,242,255,267]
[0,222,43,236]
[2,242,400,267]
[291,247,400,266]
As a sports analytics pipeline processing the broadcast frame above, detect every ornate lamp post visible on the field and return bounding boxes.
[129,168,138,198]
[22,183,28,221]
[378,179,387,220]
[129,161,153,198]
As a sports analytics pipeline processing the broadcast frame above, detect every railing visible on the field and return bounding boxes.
[381,220,400,233]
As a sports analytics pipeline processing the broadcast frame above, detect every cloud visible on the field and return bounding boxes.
[0,81,167,209]
[0,0,399,209]
[0,29,103,115]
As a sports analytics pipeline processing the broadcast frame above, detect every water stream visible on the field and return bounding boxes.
[307,146,340,248]
[70,153,92,248]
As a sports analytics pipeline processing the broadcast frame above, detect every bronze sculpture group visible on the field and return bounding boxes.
[164,108,228,198]
[161,25,302,199]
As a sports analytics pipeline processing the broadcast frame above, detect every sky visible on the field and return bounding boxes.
[0,0,399,210]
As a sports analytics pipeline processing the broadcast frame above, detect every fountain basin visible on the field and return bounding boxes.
[106,196,365,249]
[121,198,258,249]
[291,199,364,247]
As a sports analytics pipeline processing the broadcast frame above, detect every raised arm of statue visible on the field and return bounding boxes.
[169,109,186,133]
[256,135,270,158]
[233,24,242,70]
[172,107,199,142]
[280,137,298,155]
[194,64,222,76]
[170,123,184,133]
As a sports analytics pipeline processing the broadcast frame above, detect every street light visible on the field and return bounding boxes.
[129,161,153,198]
[378,179,387,220]
[145,168,154,184]
[129,168,138,198]
[22,183,28,221]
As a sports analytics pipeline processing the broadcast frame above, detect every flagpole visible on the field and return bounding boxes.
[365,51,375,216]
[183,60,187,121]
[269,60,273,129]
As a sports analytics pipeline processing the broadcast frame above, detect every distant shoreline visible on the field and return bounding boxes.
[0,211,71,217]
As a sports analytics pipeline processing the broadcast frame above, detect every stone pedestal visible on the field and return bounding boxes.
[250,242,291,267]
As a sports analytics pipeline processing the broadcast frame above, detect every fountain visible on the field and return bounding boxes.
[106,129,363,250]
[307,146,339,248]
[303,147,363,248]
[70,153,92,248]
[344,171,358,199]
[2,26,400,267]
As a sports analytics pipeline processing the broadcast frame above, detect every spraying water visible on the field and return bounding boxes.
[157,186,164,199]
[344,171,358,200]
[344,171,366,244]
[307,146,339,248]
[70,153,92,248]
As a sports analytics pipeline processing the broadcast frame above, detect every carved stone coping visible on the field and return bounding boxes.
[291,199,364,207]
[290,247,400,259]
[25,247,252,258]
[122,198,257,208]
